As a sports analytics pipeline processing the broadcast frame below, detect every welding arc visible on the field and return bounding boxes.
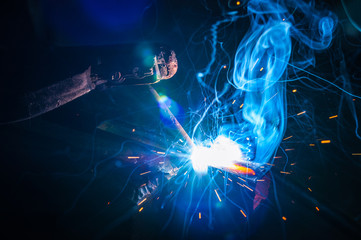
[149,86,256,176]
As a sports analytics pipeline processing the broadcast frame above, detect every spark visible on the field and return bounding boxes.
[285,148,295,151]
[352,153,361,155]
[232,99,236,104]
[138,198,147,206]
[308,187,312,192]
[329,115,338,119]
[321,140,331,144]
[139,207,144,212]
[297,111,306,116]
[282,216,287,221]
[316,207,320,211]
[260,67,264,71]
[283,135,293,141]
[292,89,297,93]
[214,189,222,202]
[240,103,244,108]
[309,144,315,146]
[128,156,140,159]
[132,128,135,132]
[236,1,241,6]
[140,171,151,176]
[238,177,246,182]
[243,184,253,192]
[199,212,201,219]
[280,171,291,175]
[157,151,165,155]
[274,156,282,159]
[240,210,247,218]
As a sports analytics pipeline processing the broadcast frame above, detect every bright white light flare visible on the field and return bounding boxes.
[191,136,244,174]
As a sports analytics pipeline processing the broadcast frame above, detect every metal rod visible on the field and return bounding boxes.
[148,86,194,149]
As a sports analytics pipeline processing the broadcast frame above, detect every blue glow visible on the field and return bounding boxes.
[222,0,336,173]
[233,21,291,91]
[230,1,292,173]
[190,0,338,176]
[197,72,204,78]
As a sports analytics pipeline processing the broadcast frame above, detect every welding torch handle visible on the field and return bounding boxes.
[22,67,95,121]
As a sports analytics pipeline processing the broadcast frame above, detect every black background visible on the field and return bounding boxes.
[1,0,361,239]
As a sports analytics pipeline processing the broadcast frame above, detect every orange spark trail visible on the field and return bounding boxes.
[214,189,222,202]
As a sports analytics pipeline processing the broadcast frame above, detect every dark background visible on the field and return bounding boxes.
[0,0,361,239]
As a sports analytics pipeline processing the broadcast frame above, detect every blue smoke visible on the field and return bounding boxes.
[231,0,337,173]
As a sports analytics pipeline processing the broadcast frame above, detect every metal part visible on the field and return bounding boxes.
[108,46,178,86]
[154,47,178,81]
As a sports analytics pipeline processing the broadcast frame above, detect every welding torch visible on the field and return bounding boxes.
[3,44,177,124]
